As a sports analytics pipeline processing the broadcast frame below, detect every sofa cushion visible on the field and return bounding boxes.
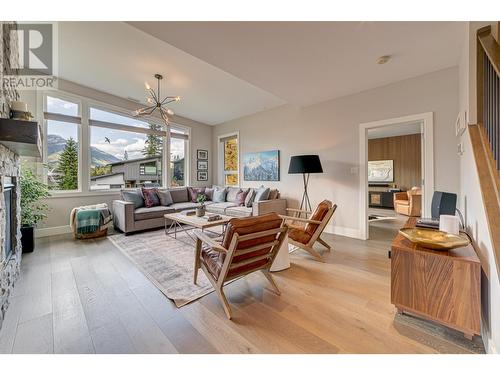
[206,202,237,215]
[235,189,249,206]
[121,189,144,209]
[225,206,253,218]
[245,188,256,207]
[142,187,160,207]
[212,187,227,203]
[205,187,214,200]
[254,186,270,202]
[170,202,200,211]
[188,187,206,202]
[226,187,241,203]
[155,189,173,206]
[134,206,174,221]
[169,188,189,203]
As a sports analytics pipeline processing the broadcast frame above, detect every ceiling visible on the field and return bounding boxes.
[57,22,285,125]
[58,21,466,125]
[129,22,465,107]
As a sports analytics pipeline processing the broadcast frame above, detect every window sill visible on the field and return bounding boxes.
[46,190,122,199]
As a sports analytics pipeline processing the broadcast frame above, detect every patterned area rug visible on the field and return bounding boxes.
[109,228,222,307]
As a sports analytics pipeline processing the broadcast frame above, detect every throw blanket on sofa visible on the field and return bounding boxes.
[70,203,111,235]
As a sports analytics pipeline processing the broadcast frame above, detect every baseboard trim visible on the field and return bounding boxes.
[324,224,363,240]
[35,225,72,238]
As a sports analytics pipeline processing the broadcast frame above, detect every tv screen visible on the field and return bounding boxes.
[368,160,394,183]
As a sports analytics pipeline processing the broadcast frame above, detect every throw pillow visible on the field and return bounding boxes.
[235,189,249,206]
[155,189,173,206]
[121,189,144,209]
[142,188,160,208]
[226,187,241,202]
[205,187,214,201]
[254,186,270,202]
[268,189,280,200]
[213,187,227,203]
[245,188,256,207]
[188,187,206,203]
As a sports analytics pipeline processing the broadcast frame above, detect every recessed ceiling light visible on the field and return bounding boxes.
[377,55,391,65]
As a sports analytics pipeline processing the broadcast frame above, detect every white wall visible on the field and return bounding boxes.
[458,21,499,354]
[213,67,460,238]
[20,79,213,233]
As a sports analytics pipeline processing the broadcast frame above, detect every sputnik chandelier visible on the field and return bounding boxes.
[133,73,180,125]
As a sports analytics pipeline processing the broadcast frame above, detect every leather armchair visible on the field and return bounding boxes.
[394,187,422,217]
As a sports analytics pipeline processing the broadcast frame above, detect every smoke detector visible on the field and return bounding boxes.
[377,55,391,65]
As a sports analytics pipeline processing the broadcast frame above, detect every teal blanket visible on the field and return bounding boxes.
[75,209,102,234]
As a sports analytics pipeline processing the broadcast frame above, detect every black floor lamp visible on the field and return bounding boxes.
[288,155,323,214]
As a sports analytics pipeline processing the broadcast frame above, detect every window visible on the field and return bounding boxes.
[140,161,157,175]
[220,134,239,186]
[44,95,81,191]
[41,90,190,194]
[89,107,164,191]
[170,127,188,187]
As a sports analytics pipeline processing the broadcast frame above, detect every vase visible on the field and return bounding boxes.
[196,206,206,217]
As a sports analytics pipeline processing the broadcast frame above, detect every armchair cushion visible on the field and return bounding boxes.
[221,213,282,275]
[305,200,331,236]
[288,223,312,244]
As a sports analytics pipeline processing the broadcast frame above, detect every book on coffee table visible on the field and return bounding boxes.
[203,214,222,222]
[181,210,196,216]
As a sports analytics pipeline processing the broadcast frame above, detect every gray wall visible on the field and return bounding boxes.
[213,67,460,237]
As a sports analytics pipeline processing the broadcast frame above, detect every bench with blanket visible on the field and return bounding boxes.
[70,203,113,239]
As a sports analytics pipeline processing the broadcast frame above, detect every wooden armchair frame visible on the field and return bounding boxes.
[281,203,337,262]
[193,224,288,319]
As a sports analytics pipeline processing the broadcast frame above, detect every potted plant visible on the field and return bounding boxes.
[20,167,50,253]
[196,194,207,217]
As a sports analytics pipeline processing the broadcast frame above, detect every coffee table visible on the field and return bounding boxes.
[164,212,231,244]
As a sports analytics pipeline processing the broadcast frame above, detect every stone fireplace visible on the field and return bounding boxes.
[0,21,21,331]
[0,145,22,330]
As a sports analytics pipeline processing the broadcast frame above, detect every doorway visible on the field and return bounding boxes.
[358,112,434,240]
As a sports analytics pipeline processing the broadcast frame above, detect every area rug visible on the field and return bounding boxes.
[368,214,397,222]
[108,228,221,307]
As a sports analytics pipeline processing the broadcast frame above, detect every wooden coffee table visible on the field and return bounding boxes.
[164,212,231,244]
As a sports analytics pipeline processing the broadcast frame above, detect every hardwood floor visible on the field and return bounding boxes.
[0,226,484,354]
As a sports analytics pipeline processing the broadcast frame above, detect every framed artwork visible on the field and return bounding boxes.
[197,149,208,160]
[197,160,208,170]
[243,150,280,181]
[197,171,208,181]
[368,160,394,183]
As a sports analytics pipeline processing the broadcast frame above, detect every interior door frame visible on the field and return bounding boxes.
[358,112,434,240]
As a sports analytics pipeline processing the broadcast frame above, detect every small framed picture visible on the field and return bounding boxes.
[197,149,208,160]
[197,160,208,170]
[197,171,208,181]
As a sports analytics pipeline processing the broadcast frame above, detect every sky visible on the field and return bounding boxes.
[46,96,185,160]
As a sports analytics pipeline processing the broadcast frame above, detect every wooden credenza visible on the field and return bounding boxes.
[391,218,481,339]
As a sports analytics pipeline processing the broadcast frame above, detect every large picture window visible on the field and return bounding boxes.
[42,91,190,194]
[44,96,81,191]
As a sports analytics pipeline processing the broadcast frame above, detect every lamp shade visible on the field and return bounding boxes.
[288,155,323,174]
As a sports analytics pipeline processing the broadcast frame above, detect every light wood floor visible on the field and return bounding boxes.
[0,224,484,354]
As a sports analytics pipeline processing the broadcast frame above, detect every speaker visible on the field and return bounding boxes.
[431,191,457,219]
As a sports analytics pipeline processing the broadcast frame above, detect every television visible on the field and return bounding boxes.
[368,160,394,183]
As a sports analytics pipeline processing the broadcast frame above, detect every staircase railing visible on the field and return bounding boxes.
[472,25,500,278]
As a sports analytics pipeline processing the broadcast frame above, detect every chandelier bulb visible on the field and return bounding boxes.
[145,82,151,90]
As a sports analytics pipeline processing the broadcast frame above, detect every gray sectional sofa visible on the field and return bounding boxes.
[112,186,287,235]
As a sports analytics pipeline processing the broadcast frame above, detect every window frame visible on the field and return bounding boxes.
[38,89,191,197]
[41,91,83,193]
[218,131,240,187]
